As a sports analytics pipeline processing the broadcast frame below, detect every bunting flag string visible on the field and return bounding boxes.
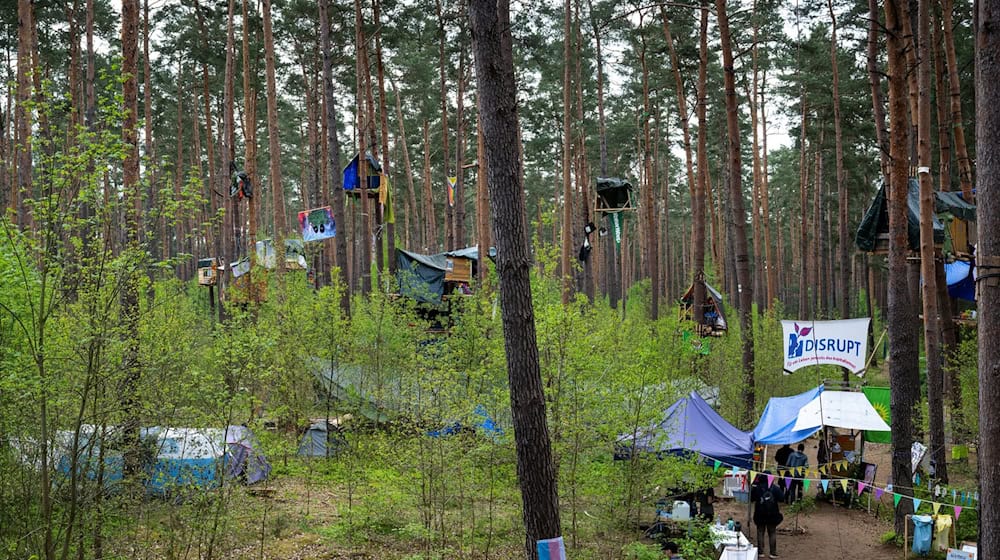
[691,452,979,513]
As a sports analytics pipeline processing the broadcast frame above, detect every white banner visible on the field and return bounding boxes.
[781,318,871,374]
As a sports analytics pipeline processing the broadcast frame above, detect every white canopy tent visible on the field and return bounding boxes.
[791,390,891,433]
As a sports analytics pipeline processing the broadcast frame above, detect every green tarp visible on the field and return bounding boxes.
[935,191,977,222]
[396,247,480,304]
[855,179,945,252]
[862,387,891,443]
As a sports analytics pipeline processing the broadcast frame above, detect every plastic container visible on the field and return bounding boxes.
[672,500,690,521]
[732,490,749,504]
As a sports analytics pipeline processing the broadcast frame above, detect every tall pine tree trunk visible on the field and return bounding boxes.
[560,0,573,305]
[944,0,974,200]
[830,0,850,319]
[321,0,350,313]
[886,0,920,532]
[639,21,658,319]
[693,1,708,328]
[976,0,1000,555]
[469,1,562,556]
[715,0,754,425]
[263,0,285,262]
[918,0,948,484]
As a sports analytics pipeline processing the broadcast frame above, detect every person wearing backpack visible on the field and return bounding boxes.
[751,471,785,558]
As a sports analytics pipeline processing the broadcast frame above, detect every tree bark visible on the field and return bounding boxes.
[373,0,394,274]
[423,121,437,251]
[242,0,259,302]
[715,0,754,425]
[886,0,920,532]
[868,0,890,176]
[944,0,974,200]
[561,0,574,305]
[829,0,850,319]
[120,0,143,496]
[321,0,350,313]
[469,0,562,557]
[977,0,1000,555]
[639,21,658,319]
[917,0,949,484]
[437,0,452,250]
[798,95,810,318]
[14,0,34,228]
[262,0,286,254]
[693,1,708,328]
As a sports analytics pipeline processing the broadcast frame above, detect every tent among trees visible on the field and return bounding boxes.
[680,281,727,336]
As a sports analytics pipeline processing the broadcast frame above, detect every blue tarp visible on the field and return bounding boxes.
[428,405,504,439]
[616,391,755,468]
[752,386,824,445]
[944,260,976,302]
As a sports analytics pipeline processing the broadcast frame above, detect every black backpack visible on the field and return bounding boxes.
[758,488,779,518]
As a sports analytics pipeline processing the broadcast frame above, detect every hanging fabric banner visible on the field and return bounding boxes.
[298,207,336,242]
[447,176,457,207]
[781,318,872,373]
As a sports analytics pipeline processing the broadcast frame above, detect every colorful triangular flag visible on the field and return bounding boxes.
[767,474,775,487]
[913,498,922,511]
[749,471,758,484]
[894,494,902,507]
[874,487,884,500]
[915,473,921,485]
[803,479,811,492]
[954,505,963,519]
[857,482,867,494]
[785,477,793,489]
[840,479,849,492]
[933,502,941,515]
[714,460,721,472]
[821,480,829,492]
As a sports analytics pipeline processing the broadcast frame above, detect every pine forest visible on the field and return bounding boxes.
[1,0,999,557]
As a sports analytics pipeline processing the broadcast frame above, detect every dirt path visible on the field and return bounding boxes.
[713,499,898,560]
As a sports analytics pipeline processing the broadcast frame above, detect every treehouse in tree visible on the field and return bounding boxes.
[855,178,946,255]
[679,281,728,336]
[342,152,383,198]
[395,247,484,332]
[595,177,635,213]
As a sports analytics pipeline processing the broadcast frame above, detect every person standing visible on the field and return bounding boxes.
[751,472,785,559]
[786,443,809,503]
[774,443,793,469]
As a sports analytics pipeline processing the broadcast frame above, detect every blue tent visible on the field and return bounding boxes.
[616,391,755,468]
[752,386,824,445]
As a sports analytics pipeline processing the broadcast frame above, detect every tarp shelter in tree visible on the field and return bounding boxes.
[615,391,755,468]
[595,177,636,212]
[396,247,481,305]
[343,152,382,197]
[855,179,945,254]
[934,190,977,256]
[297,420,346,458]
[679,281,728,336]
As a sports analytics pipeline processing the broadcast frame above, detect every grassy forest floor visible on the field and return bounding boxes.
[100,438,978,559]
